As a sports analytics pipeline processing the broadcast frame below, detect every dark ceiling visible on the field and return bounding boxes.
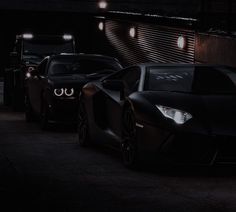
[0,0,201,17]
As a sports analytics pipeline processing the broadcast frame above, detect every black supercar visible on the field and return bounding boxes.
[78,63,236,167]
[25,53,122,129]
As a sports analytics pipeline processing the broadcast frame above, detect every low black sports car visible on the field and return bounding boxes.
[25,53,122,129]
[78,63,236,167]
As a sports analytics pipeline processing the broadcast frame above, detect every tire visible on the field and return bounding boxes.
[77,101,90,147]
[40,100,50,130]
[121,105,140,168]
[25,95,34,122]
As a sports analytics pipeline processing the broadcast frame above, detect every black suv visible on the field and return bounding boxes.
[4,33,76,110]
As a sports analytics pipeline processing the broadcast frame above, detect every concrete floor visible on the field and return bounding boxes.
[1,85,236,211]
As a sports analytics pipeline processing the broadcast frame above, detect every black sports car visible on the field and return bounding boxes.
[78,63,236,167]
[25,53,122,129]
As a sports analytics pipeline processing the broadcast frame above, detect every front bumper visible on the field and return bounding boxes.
[48,97,79,124]
[136,121,236,165]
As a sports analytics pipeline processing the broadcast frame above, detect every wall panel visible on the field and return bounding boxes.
[104,19,195,65]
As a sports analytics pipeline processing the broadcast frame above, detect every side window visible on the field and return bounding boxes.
[121,67,141,95]
[38,59,48,76]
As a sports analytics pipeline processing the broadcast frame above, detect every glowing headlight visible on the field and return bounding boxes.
[156,105,192,125]
[54,88,64,97]
[25,72,31,78]
[65,88,74,97]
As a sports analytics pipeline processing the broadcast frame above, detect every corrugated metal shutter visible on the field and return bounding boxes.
[105,19,195,66]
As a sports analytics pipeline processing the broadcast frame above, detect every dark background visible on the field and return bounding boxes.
[1,0,236,76]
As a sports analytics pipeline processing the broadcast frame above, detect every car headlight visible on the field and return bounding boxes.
[65,88,74,97]
[156,105,192,125]
[54,88,64,97]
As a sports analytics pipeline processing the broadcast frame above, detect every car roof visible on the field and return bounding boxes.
[136,63,233,70]
[49,53,120,63]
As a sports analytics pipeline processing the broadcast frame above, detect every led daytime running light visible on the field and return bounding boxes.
[54,88,64,97]
[65,88,74,97]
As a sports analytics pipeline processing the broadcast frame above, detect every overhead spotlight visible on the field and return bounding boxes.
[177,35,187,49]
[98,1,108,9]
[129,27,137,38]
[98,22,105,31]
[23,33,34,39]
[63,34,73,41]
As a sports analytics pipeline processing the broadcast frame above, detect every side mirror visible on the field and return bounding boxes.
[102,80,124,91]
[102,80,125,100]
[9,51,20,67]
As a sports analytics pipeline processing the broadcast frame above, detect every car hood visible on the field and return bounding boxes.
[49,74,89,88]
[130,91,236,136]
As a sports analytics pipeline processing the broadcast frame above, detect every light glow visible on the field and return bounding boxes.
[63,34,73,40]
[177,36,186,49]
[129,27,136,38]
[65,88,74,97]
[26,72,31,78]
[156,105,192,125]
[27,66,35,72]
[98,22,104,31]
[23,33,33,39]
[98,1,108,9]
[54,89,64,97]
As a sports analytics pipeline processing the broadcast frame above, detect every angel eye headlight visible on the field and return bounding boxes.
[156,105,192,125]
[54,88,64,97]
[65,88,74,97]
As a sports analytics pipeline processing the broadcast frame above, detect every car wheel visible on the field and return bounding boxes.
[40,101,49,130]
[121,106,139,168]
[25,95,34,122]
[77,101,90,147]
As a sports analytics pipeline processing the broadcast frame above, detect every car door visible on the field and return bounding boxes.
[100,67,141,145]
[28,58,48,114]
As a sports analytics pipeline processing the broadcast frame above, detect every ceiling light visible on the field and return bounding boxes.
[23,33,33,39]
[98,1,108,9]
[63,34,73,41]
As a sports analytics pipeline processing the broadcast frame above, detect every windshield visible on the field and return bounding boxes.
[22,54,44,65]
[145,66,236,94]
[23,40,74,57]
[49,57,121,76]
